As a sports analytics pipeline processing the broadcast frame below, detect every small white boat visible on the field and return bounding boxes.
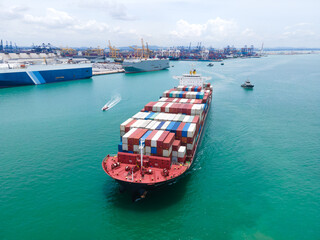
[101,95,121,111]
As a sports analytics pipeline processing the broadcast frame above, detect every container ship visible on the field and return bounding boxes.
[0,64,92,88]
[102,70,212,198]
[122,58,169,73]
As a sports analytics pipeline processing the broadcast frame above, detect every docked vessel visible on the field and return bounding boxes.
[102,70,212,198]
[122,58,169,73]
[0,64,92,88]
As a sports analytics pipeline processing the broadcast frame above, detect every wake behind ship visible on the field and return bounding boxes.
[122,58,169,73]
[0,64,92,88]
[102,70,212,198]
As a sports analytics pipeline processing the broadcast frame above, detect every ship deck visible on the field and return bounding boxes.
[102,156,188,185]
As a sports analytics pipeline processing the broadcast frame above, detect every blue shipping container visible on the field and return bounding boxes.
[182,123,191,137]
[156,121,165,130]
[151,147,157,154]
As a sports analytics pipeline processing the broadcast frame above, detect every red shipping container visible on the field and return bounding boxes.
[145,130,158,146]
[124,119,136,132]
[177,124,185,133]
[161,102,169,112]
[192,116,199,125]
[132,128,148,145]
[118,152,139,164]
[181,137,188,144]
[163,132,175,149]
[187,136,195,144]
[157,131,170,148]
[172,140,181,151]
[186,105,192,115]
[154,156,171,169]
[178,155,187,163]
[145,102,156,112]
[187,149,193,155]
[128,128,140,145]
[128,145,134,152]
[157,148,163,156]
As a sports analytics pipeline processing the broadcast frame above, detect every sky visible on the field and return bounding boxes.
[0,0,319,48]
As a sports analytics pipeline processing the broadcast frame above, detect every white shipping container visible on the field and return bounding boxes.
[161,121,171,130]
[122,143,128,151]
[187,116,194,123]
[130,119,141,128]
[151,130,163,147]
[157,102,165,112]
[180,99,187,103]
[145,146,151,153]
[187,123,197,138]
[140,120,151,128]
[151,121,161,130]
[178,115,186,122]
[154,112,161,120]
[140,112,150,119]
[152,102,160,112]
[120,118,133,131]
[122,128,137,144]
[133,145,139,152]
[146,121,156,129]
[167,114,175,121]
[120,130,125,137]
[165,103,173,112]
[187,141,195,150]
[178,146,186,158]
[159,97,167,102]
[173,113,181,122]
[132,112,142,119]
[183,116,190,122]
[163,146,172,157]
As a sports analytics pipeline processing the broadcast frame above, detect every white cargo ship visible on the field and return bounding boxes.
[122,58,169,73]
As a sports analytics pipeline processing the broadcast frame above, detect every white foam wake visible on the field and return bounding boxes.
[102,95,121,111]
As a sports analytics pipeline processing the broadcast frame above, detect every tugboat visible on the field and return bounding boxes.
[207,63,214,67]
[241,79,254,89]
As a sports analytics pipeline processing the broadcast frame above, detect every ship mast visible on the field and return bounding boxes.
[139,140,144,170]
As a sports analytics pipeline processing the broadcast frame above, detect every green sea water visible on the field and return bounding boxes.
[1,55,319,240]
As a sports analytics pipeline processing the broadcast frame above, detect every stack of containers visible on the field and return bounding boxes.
[144,130,174,158]
[163,90,205,100]
[176,86,203,92]
[118,83,211,165]
[144,102,204,116]
[172,140,181,162]
[177,146,187,163]
[158,97,203,104]
[121,128,148,153]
